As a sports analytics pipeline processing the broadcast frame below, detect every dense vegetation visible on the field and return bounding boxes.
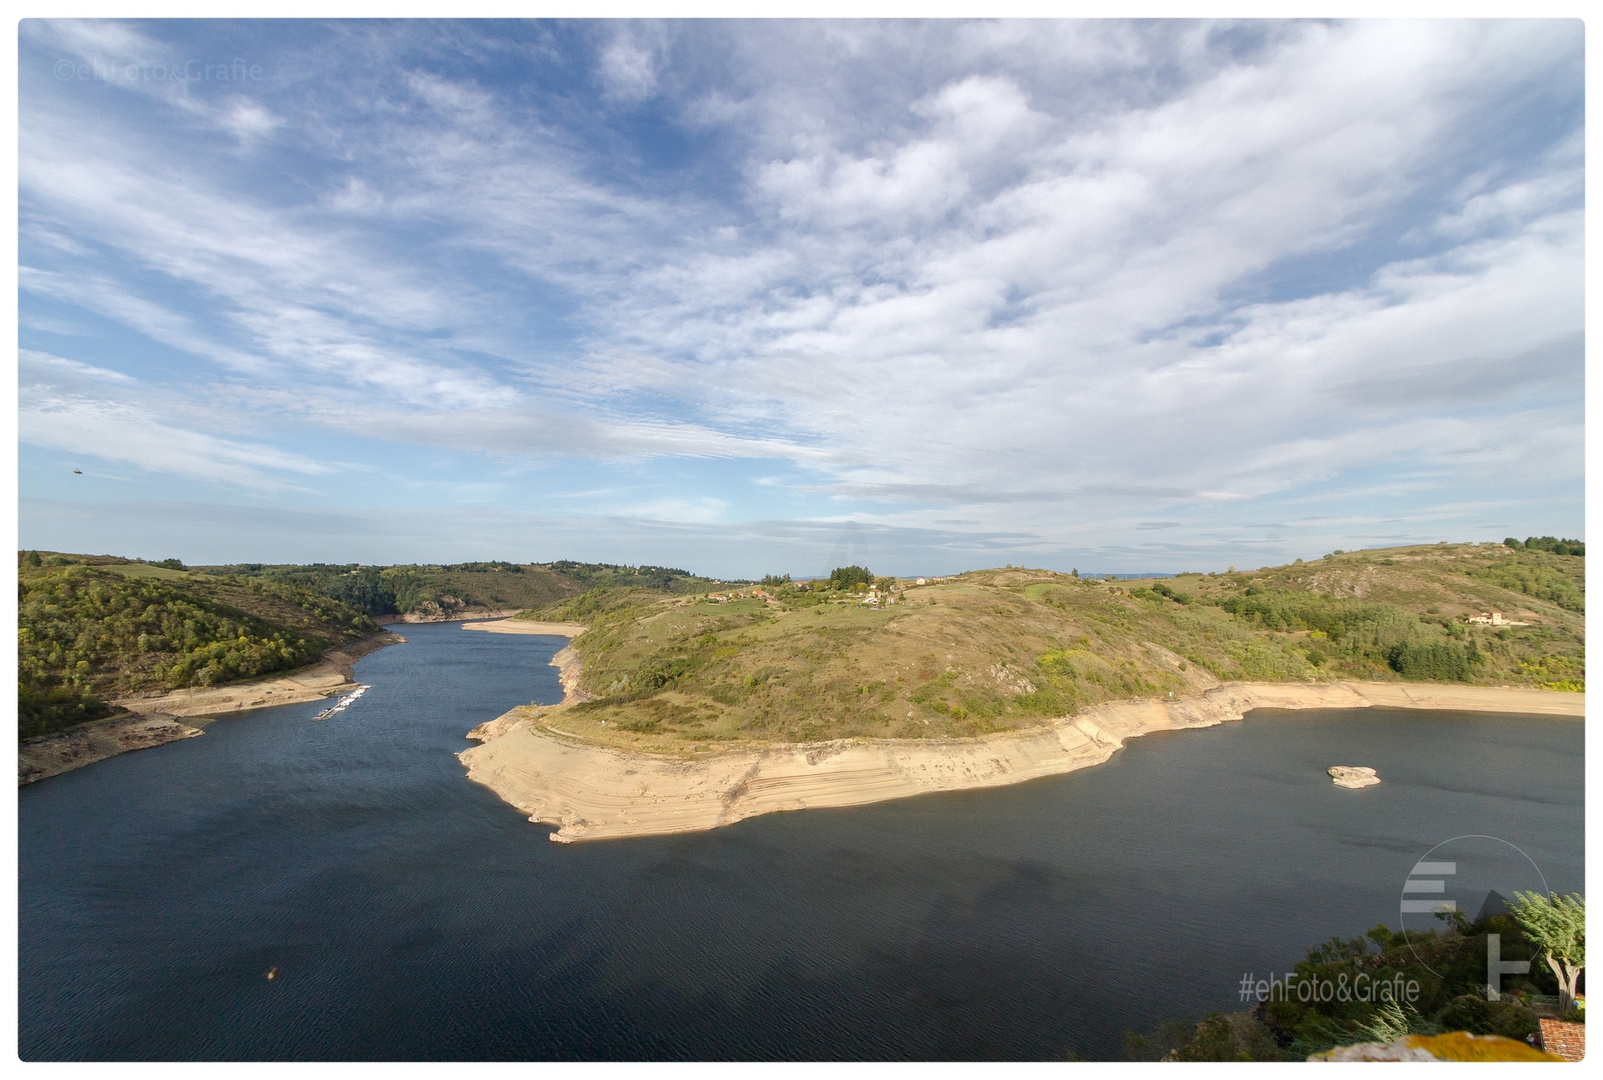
[511,542,1583,753]
[544,561,721,593]
[826,564,875,590]
[199,559,721,619]
[1183,543,1584,688]
[1504,536,1584,557]
[200,561,577,619]
[18,554,377,739]
[1127,905,1577,1060]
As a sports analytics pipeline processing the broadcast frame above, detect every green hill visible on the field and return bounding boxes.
[18,553,379,739]
[198,560,722,619]
[530,542,1584,754]
[17,552,729,740]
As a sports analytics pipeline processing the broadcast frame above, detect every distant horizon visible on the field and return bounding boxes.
[24,534,1572,585]
[18,20,1583,570]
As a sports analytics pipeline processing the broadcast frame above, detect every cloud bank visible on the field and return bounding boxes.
[17,19,1584,573]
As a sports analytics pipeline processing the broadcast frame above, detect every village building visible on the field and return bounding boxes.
[1466,611,1530,626]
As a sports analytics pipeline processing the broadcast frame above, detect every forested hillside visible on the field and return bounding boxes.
[201,560,722,619]
[18,554,377,738]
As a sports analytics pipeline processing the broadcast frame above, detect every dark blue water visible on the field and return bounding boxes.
[19,624,1584,1060]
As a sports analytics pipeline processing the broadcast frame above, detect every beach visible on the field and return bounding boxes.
[461,618,588,637]
[459,680,1584,843]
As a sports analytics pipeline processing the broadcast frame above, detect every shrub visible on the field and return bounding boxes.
[1389,641,1472,681]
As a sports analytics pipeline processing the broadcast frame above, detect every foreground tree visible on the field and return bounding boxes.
[828,565,874,590]
[1510,891,1585,1012]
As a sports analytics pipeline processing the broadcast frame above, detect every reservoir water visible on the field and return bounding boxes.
[18,624,1584,1060]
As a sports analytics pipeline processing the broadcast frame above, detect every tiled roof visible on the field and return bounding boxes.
[1536,1018,1585,1062]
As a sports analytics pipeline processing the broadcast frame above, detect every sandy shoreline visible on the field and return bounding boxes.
[110,630,407,719]
[461,618,588,637]
[459,681,1584,844]
[19,630,407,785]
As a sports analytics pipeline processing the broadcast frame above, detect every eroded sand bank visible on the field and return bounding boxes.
[19,713,207,785]
[20,631,407,784]
[459,681,1583,843]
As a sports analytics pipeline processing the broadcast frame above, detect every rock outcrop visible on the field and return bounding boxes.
[1311,1032,1558,1061]
[19,713,204,785]
[1327,765,1380,789]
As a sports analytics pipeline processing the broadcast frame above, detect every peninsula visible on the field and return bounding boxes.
[17,554,716,783]
[458,541,1585,841]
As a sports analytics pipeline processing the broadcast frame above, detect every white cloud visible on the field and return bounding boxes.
[16,19,1584,565]
[19,391,330,491]
[19,348,134,384]
[597,26,664,102]
[220,98,282,143]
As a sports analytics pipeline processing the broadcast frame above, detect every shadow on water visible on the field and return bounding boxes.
[19,627,1584,1059]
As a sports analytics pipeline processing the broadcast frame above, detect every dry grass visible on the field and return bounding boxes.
[545,543,1584,755]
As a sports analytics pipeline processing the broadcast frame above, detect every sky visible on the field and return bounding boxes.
[15,18,1586,578]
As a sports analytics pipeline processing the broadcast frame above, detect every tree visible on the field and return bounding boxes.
[1388,640,1471,681]
[828,565,873,590]
[1509,891,1585,1012]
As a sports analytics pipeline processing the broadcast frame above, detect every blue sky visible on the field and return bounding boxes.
[17,19,1585,577]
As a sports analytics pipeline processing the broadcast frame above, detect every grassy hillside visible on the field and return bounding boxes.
[536,542,1583,754]
[18,553,378,739]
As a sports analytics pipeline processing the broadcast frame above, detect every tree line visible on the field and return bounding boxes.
[1504,536,1584,557]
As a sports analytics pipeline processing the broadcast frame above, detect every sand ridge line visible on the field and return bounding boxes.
[458,680,1583,844]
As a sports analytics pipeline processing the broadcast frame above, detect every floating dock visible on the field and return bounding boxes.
[313,684,369,721]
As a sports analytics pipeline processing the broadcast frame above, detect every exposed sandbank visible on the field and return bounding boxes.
[461,618,587,637]
[459,681,1583,844]
[19,631,406,785]
[19,713,207,786]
